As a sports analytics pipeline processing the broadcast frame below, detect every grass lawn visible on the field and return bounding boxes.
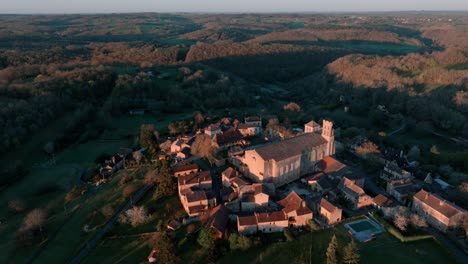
[82,237,150,264]
[220,224,459,264]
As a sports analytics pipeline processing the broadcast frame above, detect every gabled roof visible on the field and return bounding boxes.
[222,167,238,179]
[238,215,257,226]
[172,163,199,173]
[373,194,395,207]
[414,189,466,219]
[252,133,327,162]
[206,205,229,235]
[320,198,340,213]
[256,211,287,223]
[305,120,321,128]
[185,190,207,203]
[188,205,206,215]
[317,156,346,174]
[278,191,312,216]
[178,171,212,186]
[340,177,365,196]
[238,123,258,129]
[215,128,243,146]
[245,116,261,122]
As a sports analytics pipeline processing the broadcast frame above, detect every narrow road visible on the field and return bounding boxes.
[70,184,153,264]
[387,120,406,137]
[425,228,468,263]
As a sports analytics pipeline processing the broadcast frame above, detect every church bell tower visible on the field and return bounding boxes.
[321,120,335,156]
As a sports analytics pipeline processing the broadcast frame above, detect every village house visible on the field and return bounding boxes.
[303,172,334,195]
[213,128,244,150]
[372,194,395,210]
[320,198,342,225]
[237,215,258,235]
[256,211,288,233]
[172,163,200,177]
[170,138,190,153]
[338,177,373,209]
[244,116,262,127]
[178,171,213,217]
[278,191,313,226]
[204,124,222,139]
[176,147,191,160]
[243,120,335,186]
[222,167,240,187]
[239,184,271,212]
[412,189,466,232]
[386,178,416,204]
[178,171,212,195]
[381,160,412,182]
[203,205,229,239]
[238,123,262,137]
[180,190,209,217]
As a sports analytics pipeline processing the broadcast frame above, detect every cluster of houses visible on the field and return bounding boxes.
[98,148,134,179]
[168,116,466,240]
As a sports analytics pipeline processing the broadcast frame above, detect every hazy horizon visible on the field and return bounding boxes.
[1,0,468,14]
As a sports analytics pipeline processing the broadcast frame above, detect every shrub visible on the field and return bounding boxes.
[123,185,137,198]
[8,199,26,214]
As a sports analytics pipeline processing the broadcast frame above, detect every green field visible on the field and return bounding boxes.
[221,225,459,264]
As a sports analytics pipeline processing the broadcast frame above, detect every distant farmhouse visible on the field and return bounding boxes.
[242,120,336,186]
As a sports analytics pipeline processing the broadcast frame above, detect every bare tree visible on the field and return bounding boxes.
[410,213,427,228]
[393,206,410,232]
[119,206,148,227]
[21,209,46,234]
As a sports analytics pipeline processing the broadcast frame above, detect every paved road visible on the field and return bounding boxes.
[70,184,153,264]
[426,228,468,263]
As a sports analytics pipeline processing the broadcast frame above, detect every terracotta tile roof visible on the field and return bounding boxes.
[222,167,238,180]
[188,205,206,215]
[320,198,340,213]
[304,172,326,182]
[373,194,395,207]
[185,190,208,203]
[178,171,212,186]
[215,128,243,146]
[231,177,250,188]
[245,116,261,122]
[305,172,333,189]
[238,123,258,129]
[172,163,199,173]
[414,190,466,218]
[340,177,365,196]
[278,191,304,213]
[256,211,287,223]
[317,156,346,173]
[206,205,229,235]
[253,133,327,161]
[238,215,257,226]
[305,120,321,128]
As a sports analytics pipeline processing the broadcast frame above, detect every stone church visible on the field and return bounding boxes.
[243,120,335,186]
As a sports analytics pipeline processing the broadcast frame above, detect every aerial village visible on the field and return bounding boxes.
[96,114,467,261]
[93,112,467,262]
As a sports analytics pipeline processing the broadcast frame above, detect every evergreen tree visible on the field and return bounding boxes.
[326,234,338,264]
[343,239,360,264]
[197,227,216,250]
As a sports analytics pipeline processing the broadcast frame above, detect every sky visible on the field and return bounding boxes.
[0,0,467,14]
